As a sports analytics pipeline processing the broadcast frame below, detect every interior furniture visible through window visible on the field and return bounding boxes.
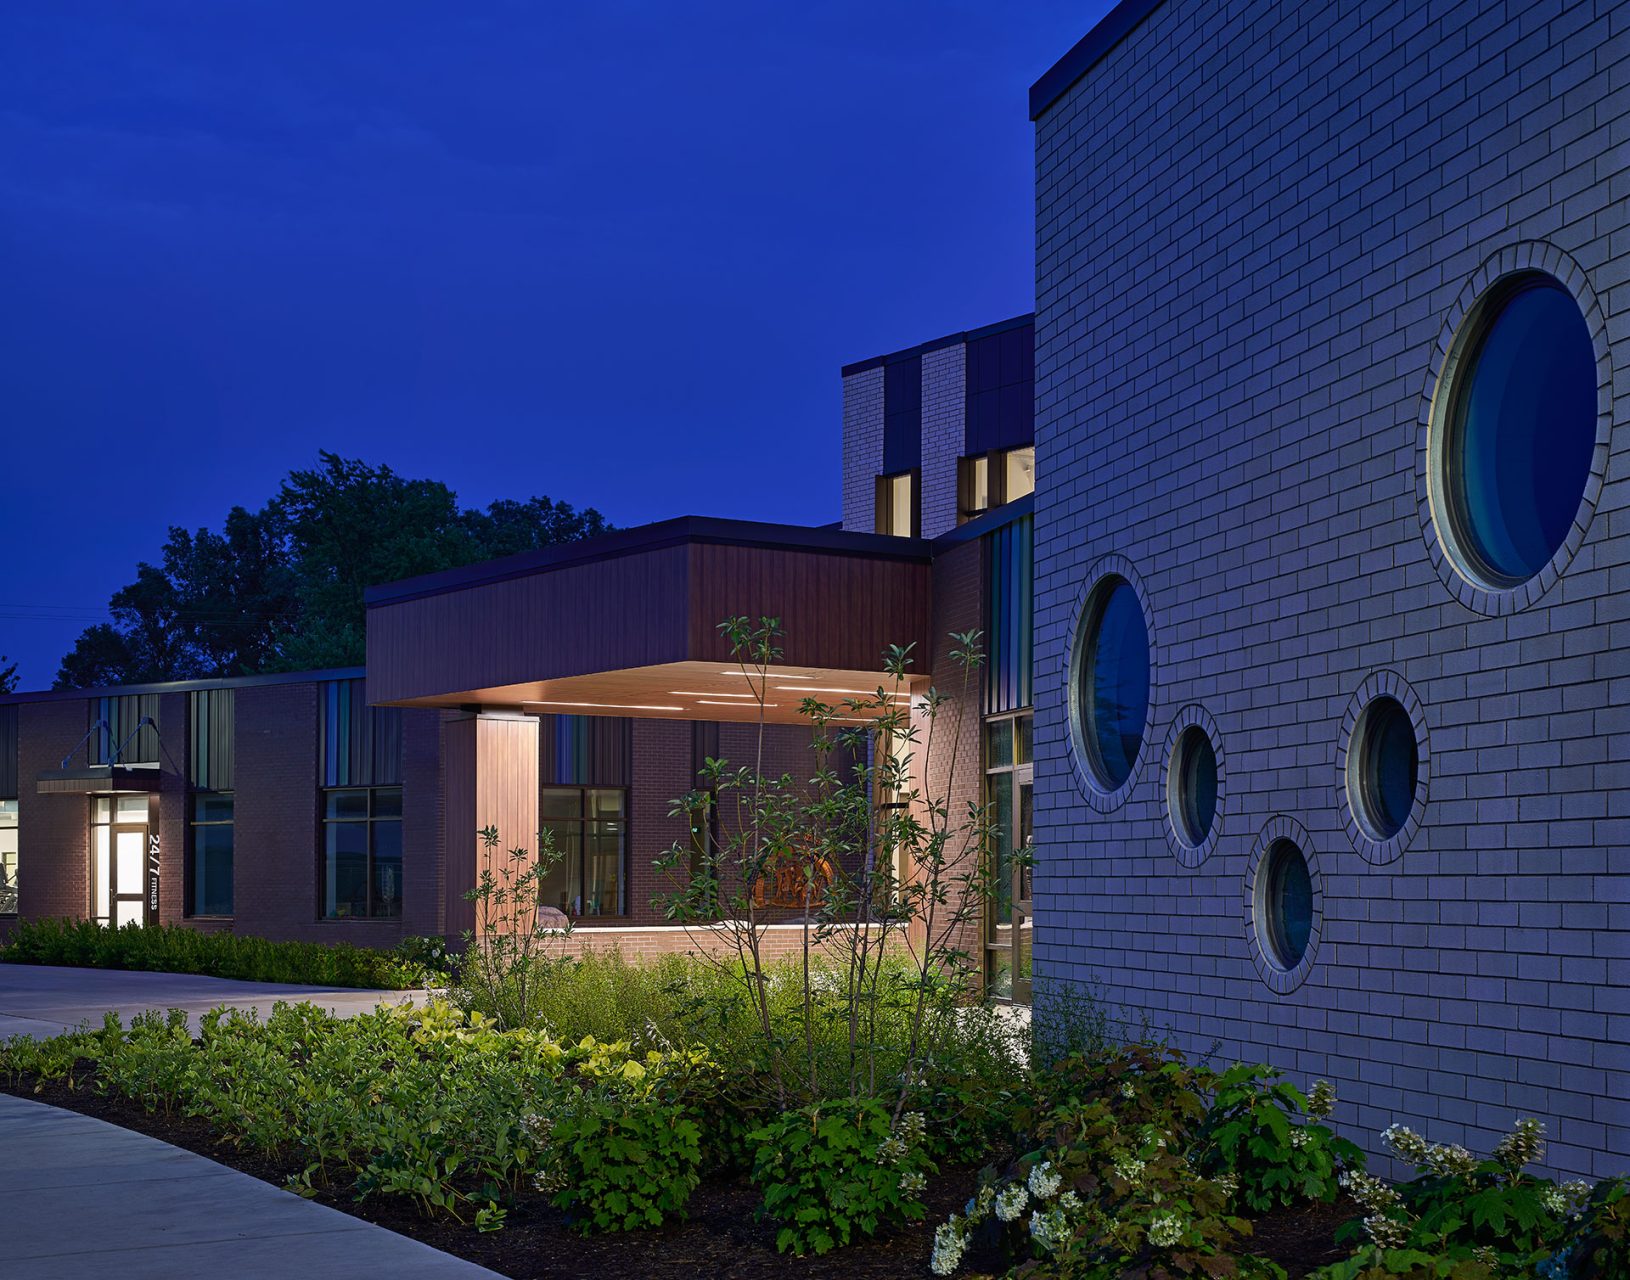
[0,799,17,915]
[539,786,626,918]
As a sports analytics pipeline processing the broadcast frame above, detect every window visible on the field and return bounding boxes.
[0,800,16,915]
[90,795,150,928]
[1259,839,1312,970]
[189,793,234,917]
[540,787,626,917]
[1349,697,1418,840]
[874,470,919,538]
[322,787,402,919]
[1167,726,1218,848]
[1073,576,1150,793]
[984,714,1032,1003]
[1435,274,1597,588]
[959,445,1036,522]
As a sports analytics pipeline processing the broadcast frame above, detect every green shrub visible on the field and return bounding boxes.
[0,918,418,988]
[533,1042,716,1231]
[750,1099,936,1256]
[1197,1064,1363,1211]
[1568,1176,1630,1280]
[1314,1119,1591,1280]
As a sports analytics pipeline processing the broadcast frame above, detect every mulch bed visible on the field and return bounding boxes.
[2,1073,1354,1279]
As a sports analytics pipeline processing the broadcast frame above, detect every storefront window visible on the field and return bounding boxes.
[985,713,1032,1002]
[322,787,403,919]
[539,787,626,917]
[189,793,234,917]
[0,800,17,915]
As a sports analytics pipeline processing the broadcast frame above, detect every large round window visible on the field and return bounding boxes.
[1437,274,1597,588]
[1350,696,1418,840]
[1260,839,1312,971]
[1168,725,1217,847]
[1076,577,1150,792]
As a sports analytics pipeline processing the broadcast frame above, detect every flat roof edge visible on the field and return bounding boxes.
[364,516,933,608]
[840,312,1035,377]
[0,666,367,706]
[1029,0,1165,120]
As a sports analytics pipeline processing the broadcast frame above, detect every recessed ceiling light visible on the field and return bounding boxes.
[697,699,778,707]
[524,700,683,712]
[670,691,756,698]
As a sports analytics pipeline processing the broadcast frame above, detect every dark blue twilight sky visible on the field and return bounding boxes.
[0,3,1109,688]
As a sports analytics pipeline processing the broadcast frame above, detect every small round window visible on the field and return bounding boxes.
[1437,274,1597,588]
[1168,725,1217,847]
[1076,577,1150,792]
[1260,839,1312,971]
[1350,696,1418,840]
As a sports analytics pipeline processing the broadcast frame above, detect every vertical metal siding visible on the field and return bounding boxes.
[188,688,235,791]
[0,706,16,798]
[539,715,632,787]
[984,514,1034,715]
[321,678,401,787]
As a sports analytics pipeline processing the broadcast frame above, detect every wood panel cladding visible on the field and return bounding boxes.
[368,532,930,707]
[442,713,539,938]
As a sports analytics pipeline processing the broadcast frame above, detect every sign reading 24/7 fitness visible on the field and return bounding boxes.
[148,830,161,917]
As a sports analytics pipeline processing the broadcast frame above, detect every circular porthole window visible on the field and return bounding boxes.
[1169,725,1217,847]
[1432,272,1598,591]
[1072,575,1151,796]
[1337,672,1430,864]
[1259,839,1313,971]
[1350,696,1417,840]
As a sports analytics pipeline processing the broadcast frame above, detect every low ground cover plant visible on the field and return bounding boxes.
[0,918,425,988]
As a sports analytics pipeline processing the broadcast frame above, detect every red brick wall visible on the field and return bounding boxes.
[155,692,188,927]
[400,707,445,939]
[16,699,92,921]
[917,537,988,981]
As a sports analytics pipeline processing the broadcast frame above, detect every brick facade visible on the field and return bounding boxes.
[1033,0,1629,1177]
[841,365,885,533]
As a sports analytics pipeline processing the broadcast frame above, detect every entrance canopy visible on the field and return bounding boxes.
[364,517,932,724]
[36,764,161,796]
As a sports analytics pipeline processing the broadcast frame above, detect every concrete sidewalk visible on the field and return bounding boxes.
[0,963,422,1039]
[0,1094,502,1279]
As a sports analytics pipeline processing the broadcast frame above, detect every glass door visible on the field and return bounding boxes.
[92,796,150,927]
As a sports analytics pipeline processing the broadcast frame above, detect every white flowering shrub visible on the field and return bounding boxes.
[1314,1117,1599,1279]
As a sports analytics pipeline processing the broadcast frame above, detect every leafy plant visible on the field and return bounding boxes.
[0,918,419,988]
[749,1098,935,1256]
[1567,1176,1630,1279]
[1197,1065,1362,1211]
[1316,1119,1589,1279]
[652,617,1001,1121]
[453,825,573,1030]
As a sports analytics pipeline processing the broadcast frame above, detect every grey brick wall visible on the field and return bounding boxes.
[921,344,967,539]
[841,366,884,533]
[1033,0,1629,1178]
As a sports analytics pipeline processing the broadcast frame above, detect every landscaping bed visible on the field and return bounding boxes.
[0,1065,1353,1279]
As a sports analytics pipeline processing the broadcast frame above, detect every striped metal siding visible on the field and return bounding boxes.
[320,678,403,788]
[984,514,1034,715]
[189,689,235,791]
[89,694,160,765]
[538,715,632,787]
[0,706,16,798]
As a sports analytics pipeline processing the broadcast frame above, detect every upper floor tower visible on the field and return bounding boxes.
[841,314,1034,540]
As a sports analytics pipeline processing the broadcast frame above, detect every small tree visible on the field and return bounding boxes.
[456,825,573,1029]
[654,616,1000,1114]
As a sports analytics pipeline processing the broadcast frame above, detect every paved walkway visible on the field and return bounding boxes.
[0,1094,502,1278]
[0,963,422,1039]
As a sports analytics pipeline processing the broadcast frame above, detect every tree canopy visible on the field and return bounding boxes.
[52,453,612,689]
